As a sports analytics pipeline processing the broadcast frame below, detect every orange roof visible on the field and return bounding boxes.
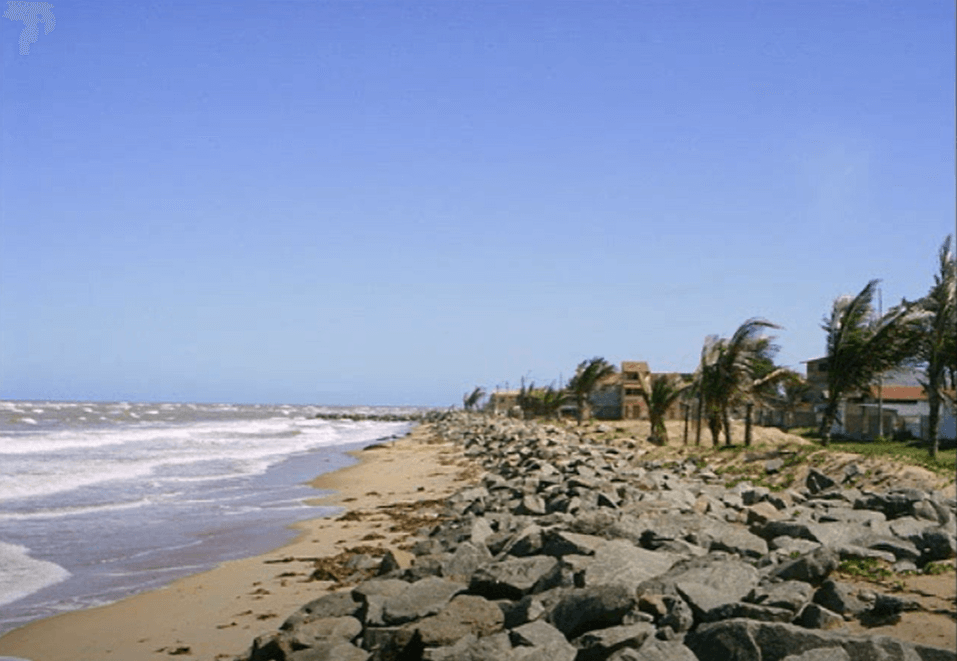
[868,385,926,401]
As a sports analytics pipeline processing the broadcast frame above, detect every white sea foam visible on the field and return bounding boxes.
[0,542,70,607]
[0,415,408,502]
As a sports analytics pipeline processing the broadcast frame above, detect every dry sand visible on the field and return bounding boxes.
[0,424,474,661]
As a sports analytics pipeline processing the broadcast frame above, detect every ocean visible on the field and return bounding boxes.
[0,400,419,636]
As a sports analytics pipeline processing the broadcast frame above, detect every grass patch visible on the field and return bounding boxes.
[824,439,956,476]
[923,561,956,576]
[788,428,956,476]
[837,557,893,582]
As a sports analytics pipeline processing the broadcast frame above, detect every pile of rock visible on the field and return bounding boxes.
[235,413,957,661]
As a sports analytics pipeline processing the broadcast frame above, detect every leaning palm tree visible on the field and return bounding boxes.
[635,372,691,445]
[695,319,782,446]
[567,357,616,425]
[819,280,926,445]
[462,386,486,411]
[912,236,956,458]
[538,384,568,421]
[778,370,814,431]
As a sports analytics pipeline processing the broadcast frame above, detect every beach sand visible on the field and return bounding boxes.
[0,424,474,661]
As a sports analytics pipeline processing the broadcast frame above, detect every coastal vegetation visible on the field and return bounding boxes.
[463,235,957,457]
[567,357,617,425]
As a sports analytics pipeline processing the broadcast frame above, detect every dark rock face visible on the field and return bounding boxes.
[234,413,957,661]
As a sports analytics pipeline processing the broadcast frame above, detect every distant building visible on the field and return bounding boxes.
[803,360,956,440]
[487,390,521,416]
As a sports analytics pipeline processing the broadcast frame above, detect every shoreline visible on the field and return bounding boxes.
[0,423,473,661]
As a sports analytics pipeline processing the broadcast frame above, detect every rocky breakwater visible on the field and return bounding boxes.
[234,412,957,661]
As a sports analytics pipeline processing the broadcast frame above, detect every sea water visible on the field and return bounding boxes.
[0,401,418,635]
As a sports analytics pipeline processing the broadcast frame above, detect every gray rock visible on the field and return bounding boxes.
[422,632,513,661]
[771,547,839,585]
[703,601,795,623]
[287,642,370,661]
[503,524,547,557]
[469,555,563,600]
[806,469,837,495]
[573,622,655,661]
[285,617,362,648]
[709,523,769,558]
[579,539,678,589]
[766,459,785,474]
[247,632,294,661]
[855,489,926,520]
[608,637,699,660]
[782,649,850,661]
[547,585,638,639]
[509,620,577,661]
[542,530,605,557]
[748,580,815,612]
[920,528,957,563]
[282,591,361,630]
[470,517,495,546]
[441,540,492,579]
[517,494,548,516]
[380,576,465,625]
[813,580,867,616]
[686,618,957,661]
[405,594,504,647]
[658,594,694,633]
[794,603,845,630]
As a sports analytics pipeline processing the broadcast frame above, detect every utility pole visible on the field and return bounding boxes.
[877,286,884,440]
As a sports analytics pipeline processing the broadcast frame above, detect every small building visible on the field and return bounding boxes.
[486,390,521,416]
[803,361,956,441]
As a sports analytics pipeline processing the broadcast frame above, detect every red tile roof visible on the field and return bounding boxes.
[868,385,926,401]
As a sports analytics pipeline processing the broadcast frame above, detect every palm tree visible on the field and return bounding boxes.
[912,236,956,458]
[635,372,691,445]
[537,384,568,421]
[778,370,814,431]
[695,319,782,446]
[818,280,926,445]
[462,386,486,411]
[567,357,616,425]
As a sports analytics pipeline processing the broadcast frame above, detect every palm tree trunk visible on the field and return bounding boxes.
[695,397,703,446]
[745,402,753,446]
[928,373,940,459]
[819,395,840,446]
[683,404,690,446]
[708,412,721,447]
[723,407,733,446]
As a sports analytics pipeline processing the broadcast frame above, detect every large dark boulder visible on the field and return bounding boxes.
[546,585,637,639]
[572,622,655,661]
[509,620,577,661]
[771,547,839,585]
[380,577,466,625]
[469,555,563,600]
[686,618,957,661]
[283,591,362,630]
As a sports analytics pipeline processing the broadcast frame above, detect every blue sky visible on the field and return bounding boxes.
[1,1,954,406]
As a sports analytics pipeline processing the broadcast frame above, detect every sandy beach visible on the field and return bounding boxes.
[0,424,474,661]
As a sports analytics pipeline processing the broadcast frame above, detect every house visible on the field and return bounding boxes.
[802,360,956,441]
[487,390,521,416]
[594,361,691,421]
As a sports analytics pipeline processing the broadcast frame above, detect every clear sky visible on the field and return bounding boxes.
[1,1,954,406]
